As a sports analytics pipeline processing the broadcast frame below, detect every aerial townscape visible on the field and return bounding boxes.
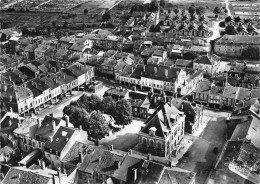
[0,0,260,183]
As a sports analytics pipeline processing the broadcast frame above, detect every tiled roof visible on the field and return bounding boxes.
[112,155,143,182]
[66,65,85,77]
[217,35,260,45]
[215,140,243,170]
[35,116,61,139]
[141,103,182,138]
[61,141,86,166]
[175,59,193,67]
[44,126,75,152]
[137,160,165,184]
[26,78,50,97]
[0,84,33,112]
[0,114,20,134]
[2,167,51,184]
[141,64,181,82]
[159,168,195,184]
[13,116,39,137]
[104,88,129,97]
[78,145,105,174]
[96,150,124,176]
[222,86,239,99]
[40,76,60,90]
[193,55,212,65]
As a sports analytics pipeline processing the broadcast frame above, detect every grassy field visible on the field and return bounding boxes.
[228,1,260,17]
[165,0,225,17]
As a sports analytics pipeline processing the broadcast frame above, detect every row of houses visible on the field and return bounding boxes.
[193,80,260,109]
[0,62,95,115]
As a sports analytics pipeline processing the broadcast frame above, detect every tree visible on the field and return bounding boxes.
[150,0,159,11]
[225,25,237,35]
[102,96,116,114]
[196,6,205,16]
[102,12,111,21]
[225,16,232,22]
[183,52,199,60]
[160,0,165,8]
[63,105,89,128]
[77,94,102,112]
[84,111,110,144]
[88,94,103,112]
[234,16,241,23]
[188,5,196,15]
[173,8,179,15]
[213,7,222,15]
[84,9,88,14]
[114,99,132,128]
[241,46,260,60]
[181,9,186,17]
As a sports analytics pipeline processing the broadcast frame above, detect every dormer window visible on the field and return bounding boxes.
[149,127,157,136]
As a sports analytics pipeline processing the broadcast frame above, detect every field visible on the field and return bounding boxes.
[166,0,226,17]
[228,1,260,17]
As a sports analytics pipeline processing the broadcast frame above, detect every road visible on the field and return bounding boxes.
[225,0,232,17]
[177,109,228,184]
[2,0,24,9]
[207,20,223,42]
[35,83,110,119]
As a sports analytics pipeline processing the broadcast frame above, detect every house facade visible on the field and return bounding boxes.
[138,98,185,158]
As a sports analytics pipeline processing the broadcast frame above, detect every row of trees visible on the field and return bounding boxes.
[63,94,132,143]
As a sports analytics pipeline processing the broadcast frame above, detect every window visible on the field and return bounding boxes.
[150,140,154,147]
[157,142,161,148]
[143,138,147,145]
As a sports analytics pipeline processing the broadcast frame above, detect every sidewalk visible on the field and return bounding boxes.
[172,116,212,166]
[171,137,194,166]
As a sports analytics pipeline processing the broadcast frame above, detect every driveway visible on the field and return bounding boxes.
[177,110,228,184]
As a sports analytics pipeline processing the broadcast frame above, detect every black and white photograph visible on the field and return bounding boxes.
[0,0,260,183]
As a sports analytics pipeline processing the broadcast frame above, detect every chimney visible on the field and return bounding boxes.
[168,160,172,168]
[64,115,69,127]
[147,153,151,160]
[9,75,12,82]
[129,149,132,155]
[154,66,157,74]
[52,120,56,132]
[79,125,82,130]
[9,95,12,102]
[109,145,114,151]
[143,65,146,72]
[114,161,120,169]
[41,160,46,170]
[37,119,41,128]
[63,168,67,175]
[79,150,84,163]
[131,67,134,73]
[165,69,168,78]
[10,107,14,118]
[4,85,7,92]
[35,83,38,88]
[57,167,61,184]
[37,159,41,167]
[49,136,53,142]
[49,113,53,117]
[9,120,12,126]
[132,168,137,181]
[98,155,102,162]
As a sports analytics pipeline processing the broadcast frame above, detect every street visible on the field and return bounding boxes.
[177,109,228,184]
[35,82,110,119]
